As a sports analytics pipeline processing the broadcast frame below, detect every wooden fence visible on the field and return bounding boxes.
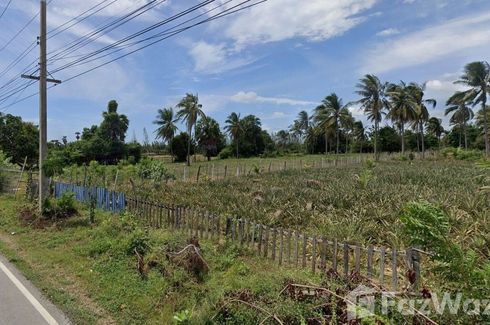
[125,198,422,292]
[54,182,126,213]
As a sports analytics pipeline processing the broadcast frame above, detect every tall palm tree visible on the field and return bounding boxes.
[314,93,351,155]
[353,121,366,153]
[340,108,355,153]
[292,110,311,142]
[445,92,474,149]
[387,82,418,155]
[408,83,436,158]
[454,61,490,156]
[355,74,388,160]
[426,117,444,148]
[224,112,242,158]
[176,93,206,166]
[153,107,178,160]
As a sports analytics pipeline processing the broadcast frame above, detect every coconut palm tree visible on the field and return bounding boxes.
[293,110,311,140]
[355,74,388,160]
[353,121,366,153]
[407,83,436,158]
[387,82,418,155]
[314,93,351,155]
[426,117,444,148]
[445,92,474,149]
[153,107,178,160]
[224,112,242,158]
[176,93,206,166]
[454,61,490,156]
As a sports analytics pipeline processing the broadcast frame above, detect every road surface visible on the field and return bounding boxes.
[0,254,70,325]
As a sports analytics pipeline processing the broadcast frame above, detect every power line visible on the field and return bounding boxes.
[0,0,13,20]
[58,0,265,82]
[48,0,166,62]
[51,0,216,72]
[0,0,267,110]
[47,0,119,39]
[0,0,54,52]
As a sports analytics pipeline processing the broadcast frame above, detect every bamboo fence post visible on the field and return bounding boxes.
[271,228,277,261]
[302,234,307,268]
[392,248,398,292]
[279,229,284,266]
[320,238,326,272]
[258,224,263,254]
[343,242,349,277]
[196,166,201,182]
[367,245,374,278]
[380,247,386,286]
[311,236,317,274]
[354,245,361,274]
[295,232,299,267]
[332,239,338,273]
[263,227,269,258]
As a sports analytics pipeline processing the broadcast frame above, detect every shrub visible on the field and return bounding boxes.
[43,192,78,219]
[442,147,483,160]
[218,146,234,159]
[400,201,490,297]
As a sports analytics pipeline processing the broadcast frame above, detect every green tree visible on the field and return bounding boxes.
[176,93,206,166]
[170,133,194,162]
[153,107,178,160]
[195,117,224,161]
[454,61,490,156]
[355,74,388,160]
[426,117,445,148]
[446,92,474,149]
[408,83,436,158]
[314,93,351,155]
[224,112,242,158]
[98,100,129,163]
[0,113,38,166]
[387,82,418,155]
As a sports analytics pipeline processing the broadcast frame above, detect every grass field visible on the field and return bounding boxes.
[0,157,488,324]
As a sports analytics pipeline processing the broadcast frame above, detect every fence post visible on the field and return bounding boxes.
[312,236,317,274]
[392,248,398,292]
[410,248,421,290]
[343,242,349,277]
[332,239,338,273]
[196,166,201,182]
[224,165,227,178]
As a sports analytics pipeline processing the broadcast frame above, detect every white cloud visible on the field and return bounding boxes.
[215,0,377,47]
[230,91,316,106]
[376,28,400,37]
[362,11,490,73]
[188,41,254,74]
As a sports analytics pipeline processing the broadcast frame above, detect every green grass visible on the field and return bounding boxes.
[0,196,325,324]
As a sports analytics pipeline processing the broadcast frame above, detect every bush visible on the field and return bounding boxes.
[442,147,483,160]
[400,201,490,297]
[136,158,175,183]
[218,146,234,159]
[43,192,78,219]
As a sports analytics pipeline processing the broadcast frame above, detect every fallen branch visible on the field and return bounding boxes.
[167,244,210,270]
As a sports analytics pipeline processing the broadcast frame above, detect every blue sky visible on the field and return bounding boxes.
[0,0,489,141]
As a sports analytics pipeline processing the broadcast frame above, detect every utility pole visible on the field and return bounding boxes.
[39,0,47,214]
[22,0,61,213]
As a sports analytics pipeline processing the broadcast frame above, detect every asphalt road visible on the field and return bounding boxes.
[0,254,70,325]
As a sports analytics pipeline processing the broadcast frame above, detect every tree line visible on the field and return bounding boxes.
[0,60,488,169]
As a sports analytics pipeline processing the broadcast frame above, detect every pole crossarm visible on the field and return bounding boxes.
[21,74,62,84]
